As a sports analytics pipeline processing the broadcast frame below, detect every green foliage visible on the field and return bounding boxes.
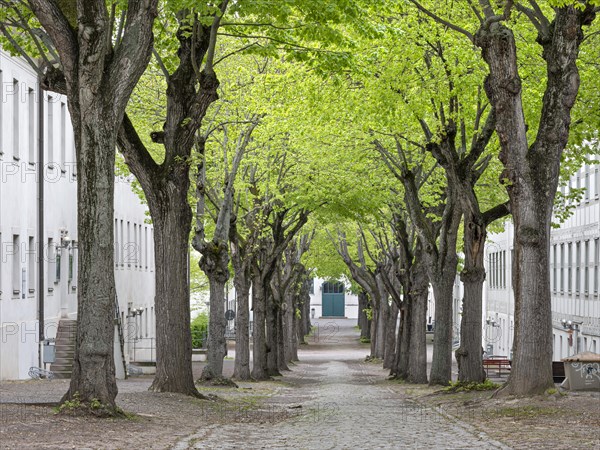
[191,312,209,348]
[443,379,500,393]
[359,336,371,344]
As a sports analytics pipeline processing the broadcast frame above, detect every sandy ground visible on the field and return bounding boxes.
[1,319,598,449]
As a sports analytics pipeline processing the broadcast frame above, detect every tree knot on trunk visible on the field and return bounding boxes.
[199,70,220,92]
[517,226,543,246]
[460,267,486,283]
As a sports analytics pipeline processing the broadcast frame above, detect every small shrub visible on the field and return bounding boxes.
[191,312,209,348]
[443,379,500,393]
[359,336,371,344]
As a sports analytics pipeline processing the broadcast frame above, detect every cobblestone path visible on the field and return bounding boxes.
[175,319,511,450]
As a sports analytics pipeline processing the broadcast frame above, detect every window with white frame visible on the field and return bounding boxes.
[560,243,565,292]
[584,240,589,294]
[12,235,20,297]
[553,245,557,293]
[568,243,572,293]
[28,88,35,163]
[47,96,54,167]
[12,79,19,160]
[594,238,599,296]
[576,241,581,294]
[60,102,66,172]
[28,236,35,295]
[47,238,55,291]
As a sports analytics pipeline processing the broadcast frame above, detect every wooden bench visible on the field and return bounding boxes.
[483,358,511,377]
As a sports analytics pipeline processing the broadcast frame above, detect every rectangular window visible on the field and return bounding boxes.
[70,247,78,290]
[28,236,35,294]
[595,169,599,199]
[139,225,142,269]
[120,220,124,266]
[595,238,599,295]
[12,79,19,159]
[568,243,572,293]
[60,102,66,172]
[144,226,149,269]
[114,218,119,267]
[553,245,557,293]
[68,250,73,282]
[584,172,590,200]
[28,88,35,163]
[47,238,56,290]
[576,242,581,294]
[133,223,138,268]
[12,235,20,296]
[47,97,54,167]
[127,221,131,267]
[56,251,61,282]
[584,240,589,294]
[560,243,565,292]
[489,253,494,288]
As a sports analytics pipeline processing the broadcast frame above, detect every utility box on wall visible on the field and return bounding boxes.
[43,339,56,364]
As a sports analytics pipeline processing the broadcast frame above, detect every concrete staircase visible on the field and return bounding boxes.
[50,319,77,379]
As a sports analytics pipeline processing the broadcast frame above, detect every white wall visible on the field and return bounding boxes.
[0,49,155,380]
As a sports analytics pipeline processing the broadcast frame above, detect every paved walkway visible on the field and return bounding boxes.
[175,319,510,449]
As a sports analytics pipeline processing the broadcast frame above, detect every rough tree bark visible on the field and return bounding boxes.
[381,149,461,385]
[474,4,597,395]
[250,208,309,380]
[118,13,220,395]
[193,118,258,382]
[419,100,509,383]
[28,0,157,411]
[229,213,253,381]
[357,291,371,341]
[410,0,597,396]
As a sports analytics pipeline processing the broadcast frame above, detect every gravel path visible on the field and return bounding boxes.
[175,319,510,450]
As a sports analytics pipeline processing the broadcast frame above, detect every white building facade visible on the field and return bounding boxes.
[484,156,600,359]
[0,49,156,380]
[309,277,359,319]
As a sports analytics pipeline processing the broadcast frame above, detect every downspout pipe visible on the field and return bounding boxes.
[37,79,45,367]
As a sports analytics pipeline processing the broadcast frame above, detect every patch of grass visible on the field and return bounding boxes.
[364,356,382,364]
[443,379,500,393]
[54,392,129,418]
[359,337,371,344]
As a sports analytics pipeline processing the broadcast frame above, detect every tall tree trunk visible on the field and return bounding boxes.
[149,192,197,395]
[455,216,486,383]
[393,301,410,379]
[28,0,158,411]
[232,273,251,380]
[251,274,269,380]
[384,301,398,370]
[266,291,281,376]
[374,283,388,359]
[358,291,371,340]
[283,289,295,364]
[117,15,219,395]
[407,270,429,384]
[66,119,118,409]
[199,245,229,380]
[474,6,596,394]
[277,307,289,371]
[429,276,455,385]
